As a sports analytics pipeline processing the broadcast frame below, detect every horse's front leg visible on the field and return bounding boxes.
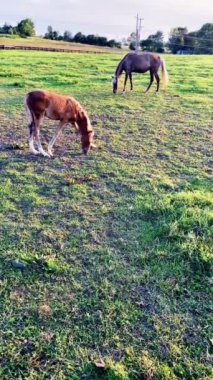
[73,122,79,133]
[122,73,128,95]
[129,73,133,92]
[48,121,66,156]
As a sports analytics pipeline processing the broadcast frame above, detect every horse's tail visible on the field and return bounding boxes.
[24,93,37,132]
[24,94,32,122]
[160,57,169,86]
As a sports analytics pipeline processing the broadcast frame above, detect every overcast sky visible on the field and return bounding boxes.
[1,0,212,40]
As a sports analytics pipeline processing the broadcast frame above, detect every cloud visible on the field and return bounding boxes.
[0,0,212,39]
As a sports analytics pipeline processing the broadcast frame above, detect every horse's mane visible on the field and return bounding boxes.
[70,99,92,134]
[115,53,131,77]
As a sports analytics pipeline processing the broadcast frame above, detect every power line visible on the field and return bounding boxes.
[183,35,213,42]
[166,42,213,50]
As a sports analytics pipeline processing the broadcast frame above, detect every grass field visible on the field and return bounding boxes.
[0,50,212,379]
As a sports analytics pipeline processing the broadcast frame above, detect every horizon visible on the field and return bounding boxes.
[0,0,212,41]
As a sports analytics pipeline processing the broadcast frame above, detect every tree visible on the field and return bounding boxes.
[127,32,136,43]
[198,23,213,38]
[16,18,35,37]
[63,30,72,42]
[73,32,87,43]
[108,39,119,48]
[115,42,122,49]
[127,32,137,50]
[167,27,188,54]
[0,23,17,35]
[187,23,213,54]
[129,41,136,50]
[44,25,54,39]
[141,30,164,52]
[97,36,108,46]
[167,24,213,54]
[44,25,60,40]
[52,30,60,40]
[86,34,98,45]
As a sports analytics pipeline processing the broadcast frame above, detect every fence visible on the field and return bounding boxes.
[0,45,110,54]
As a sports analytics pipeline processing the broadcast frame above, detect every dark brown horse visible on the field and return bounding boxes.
[112,52,168,95]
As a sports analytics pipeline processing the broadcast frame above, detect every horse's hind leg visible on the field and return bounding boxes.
[25,98,38,155]
[145,70,154,93]
[154,72,160,92]
[34,113,50,157]
[28,120,39,155]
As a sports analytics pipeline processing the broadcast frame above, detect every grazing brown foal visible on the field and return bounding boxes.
[25,90,95,157]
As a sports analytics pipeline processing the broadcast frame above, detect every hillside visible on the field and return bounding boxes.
[0,35,122,53]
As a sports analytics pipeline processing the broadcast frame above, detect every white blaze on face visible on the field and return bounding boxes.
[87,117,93,133]
[112,75,116,85]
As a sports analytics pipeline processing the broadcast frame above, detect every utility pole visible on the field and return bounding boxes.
[135,14,139,51]
[138,17,142,43]
[135,14,143,51]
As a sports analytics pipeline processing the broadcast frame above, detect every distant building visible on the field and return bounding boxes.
[177,49,193,55]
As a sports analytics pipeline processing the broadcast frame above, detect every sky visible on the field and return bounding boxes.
[0,0,213,40]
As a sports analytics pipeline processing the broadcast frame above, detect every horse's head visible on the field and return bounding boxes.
[81,130,95,155]
[112,75,118,94]
[76,111,95,155]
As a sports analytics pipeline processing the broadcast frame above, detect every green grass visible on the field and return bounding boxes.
[0,51,212,379]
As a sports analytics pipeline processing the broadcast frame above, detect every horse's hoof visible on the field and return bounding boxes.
[30,150,40,155]
[41,151,51,158]
[121,92,126,96]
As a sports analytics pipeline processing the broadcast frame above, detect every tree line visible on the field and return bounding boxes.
[44,26,121,48]
[0,19,35,38]
[0,19,121,48]
[0,18,212,54]
[129,23,213,54]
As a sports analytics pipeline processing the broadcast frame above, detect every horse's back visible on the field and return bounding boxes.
[124,52,160,72]
[26,90,73,120]
[125,52,151,72]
